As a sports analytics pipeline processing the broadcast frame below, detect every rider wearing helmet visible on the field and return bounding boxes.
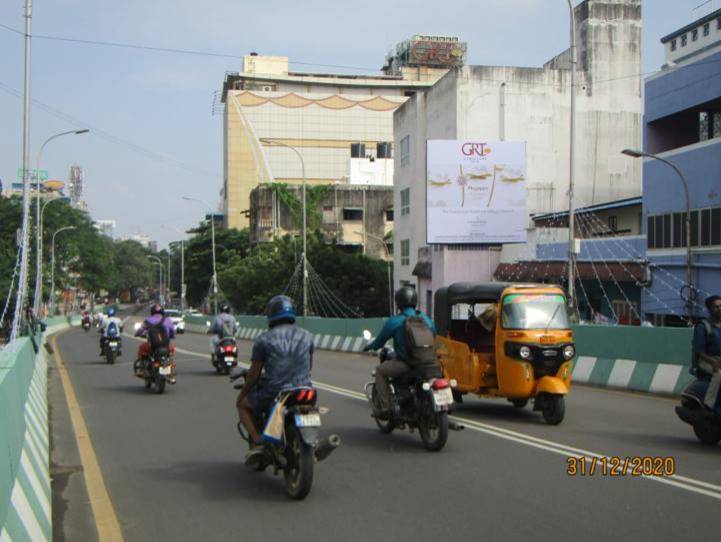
[134,304,177,380]
[207,302,238,353]
[236,295,314,463]
[99,307,123,355]
[363,286,436,417]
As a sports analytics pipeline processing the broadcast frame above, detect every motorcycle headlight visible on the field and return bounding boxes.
[563,345,576,360]
[519,346,532,360]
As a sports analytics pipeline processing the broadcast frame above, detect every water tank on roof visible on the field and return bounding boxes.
[377,142,392,159]
[350,143,366,158]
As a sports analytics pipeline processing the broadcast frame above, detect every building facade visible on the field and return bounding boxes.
[642,8,721,325]
[395,0,643,312]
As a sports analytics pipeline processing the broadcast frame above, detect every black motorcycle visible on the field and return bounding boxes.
[675,378,721,445]
[364,345,462,451]
[137,347,175,394]
[212,337,238,375]
[231,369,340,500]
[101,333,122,365]
[81,317,91,332]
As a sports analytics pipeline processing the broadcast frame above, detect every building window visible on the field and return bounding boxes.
[400,135,410,167]
[400,188,410,216]
[401,239,410,266]
[670,39,677,51]
[672,212,683,248]
[718,17,721,30]
[681,34,687,47]
[704,23,710,36]
[322,205,334,223]
[385,208,394,222]
[692,28,698,42]
[691,210,699,246]
[712,208,721,246]
[608,215,618,232]
[342,208,363,221]
[701,209,711,246]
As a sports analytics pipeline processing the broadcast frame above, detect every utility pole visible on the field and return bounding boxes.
[566,0,578,311]
[10,0,33,341]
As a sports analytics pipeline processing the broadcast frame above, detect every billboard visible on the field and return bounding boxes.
[426,140,527,244]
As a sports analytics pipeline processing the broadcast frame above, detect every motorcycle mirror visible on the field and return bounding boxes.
[205,321,211,327]
[362,329,372,341]
[133,322,142,332]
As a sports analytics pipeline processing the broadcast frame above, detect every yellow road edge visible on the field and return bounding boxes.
[52,333,124,542]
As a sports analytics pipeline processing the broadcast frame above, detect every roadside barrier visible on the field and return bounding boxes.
[0,315,76,541]
[186,315,696,395]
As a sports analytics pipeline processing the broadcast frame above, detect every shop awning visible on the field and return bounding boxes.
[494,260,645,282]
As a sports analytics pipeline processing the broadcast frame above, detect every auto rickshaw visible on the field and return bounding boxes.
[434,282,575,425]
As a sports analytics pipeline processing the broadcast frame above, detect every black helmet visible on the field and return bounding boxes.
[219,302,230,313]
[395,286,417,311]
[150,303,164,316]
[266,295,296,327]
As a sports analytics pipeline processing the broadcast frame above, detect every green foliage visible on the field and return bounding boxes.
[270,183,332,230]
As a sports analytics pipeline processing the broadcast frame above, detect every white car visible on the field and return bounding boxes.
[164,309,186,334]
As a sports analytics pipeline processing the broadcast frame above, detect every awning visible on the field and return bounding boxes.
[494,260,645,282]
[412,261,432,279]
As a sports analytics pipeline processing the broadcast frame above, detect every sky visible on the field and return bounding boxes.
[0,0,715,247]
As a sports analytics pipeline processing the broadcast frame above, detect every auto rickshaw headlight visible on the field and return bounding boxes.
[450,379,458,388]
[563,345,576,360]
[519,346,532,360]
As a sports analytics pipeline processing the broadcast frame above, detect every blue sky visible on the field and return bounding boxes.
[0,0,711,247]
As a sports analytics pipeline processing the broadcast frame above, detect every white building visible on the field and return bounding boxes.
[94,220,116,238]
[394,0,643,313]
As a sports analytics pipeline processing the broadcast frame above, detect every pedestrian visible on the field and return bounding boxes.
[692,295,721,410]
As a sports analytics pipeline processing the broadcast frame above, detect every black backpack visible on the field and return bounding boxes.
[403,311,437,367]
[147,317,170,350]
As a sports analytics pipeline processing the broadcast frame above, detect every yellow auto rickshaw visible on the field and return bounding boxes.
[434,282,575,425]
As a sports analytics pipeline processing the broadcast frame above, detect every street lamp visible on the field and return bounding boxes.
[622,148,693,321]
[33,128,89,313]
[260,137,307,317]
[565,0,578,312]
[49,226,76,315]
[146,255,165,304]
[355,230,393,317]
[182,196,218,313]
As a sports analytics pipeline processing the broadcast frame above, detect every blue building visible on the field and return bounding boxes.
[641,8,721,326]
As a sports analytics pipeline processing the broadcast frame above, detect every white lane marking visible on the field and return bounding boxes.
[650,364,683,394]
[129,339,721,501]
[572,356,596,383]
[608,359,636,388]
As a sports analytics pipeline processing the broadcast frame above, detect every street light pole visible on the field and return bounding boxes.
[356,231,393,317]
[260,138,307,316]
[183,196,218,313]
[162,226,187,310]
[33,129,89,314]
[147,255,164,304]
[622,149,694,321]
[566,0,578,311]
[50,226,76,315]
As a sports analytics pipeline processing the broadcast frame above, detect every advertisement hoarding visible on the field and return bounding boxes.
[426,140,527,244]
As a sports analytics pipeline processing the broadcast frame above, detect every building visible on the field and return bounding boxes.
[94,220,116,238]
[119,233,155,250]
[641,7,721,325]
[249,184,393,260]
[220,44,454,229]
[395,0,643,312]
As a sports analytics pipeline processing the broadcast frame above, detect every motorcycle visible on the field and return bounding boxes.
[212,337,238,375]
[231,369,340,500]
[675,378,721,446]
[102,333,122,365]
[81,316,91,332]
[133,322,176,394]
[363,331,463,452]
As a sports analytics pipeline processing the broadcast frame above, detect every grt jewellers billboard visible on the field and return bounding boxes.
[426,140,527,244]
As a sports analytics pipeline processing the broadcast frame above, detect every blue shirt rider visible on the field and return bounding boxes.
[692,295,721,410]
[364,286,435,417]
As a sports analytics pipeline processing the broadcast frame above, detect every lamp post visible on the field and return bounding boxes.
[146,255,164,304]
[183,196,218,314]
[49,226,76,315]
[33,128,89,313]
[355,231,393,316]
[260,138,307,316]
[565,0,578,311]
[622,149,693,321]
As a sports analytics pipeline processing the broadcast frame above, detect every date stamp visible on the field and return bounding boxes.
[567,456,676,477]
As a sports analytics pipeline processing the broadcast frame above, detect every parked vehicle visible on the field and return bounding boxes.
[675,379,721,446]
[434,283,574,425]
[364,337,461,451]
[231,369,340,500]
[212,337,238,374]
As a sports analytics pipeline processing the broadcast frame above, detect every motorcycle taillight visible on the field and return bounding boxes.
[432,378,450,390]
[224,345,235,353]
[296,389,315,403]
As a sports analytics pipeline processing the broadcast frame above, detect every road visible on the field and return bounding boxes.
[50,321,721,542]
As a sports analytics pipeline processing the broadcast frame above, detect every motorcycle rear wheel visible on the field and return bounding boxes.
[106,350,116,365]
[419,408,449,452]
[283,425,314,500]
[692,423,721,445]
[155,376,166,394]
[371,386,394,434]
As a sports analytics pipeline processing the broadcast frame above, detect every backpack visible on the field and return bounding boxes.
[692,319,716,376]
[147,317,170,350]
[403,311,437,367]
[107,320,119,338]
[220,317,235,339]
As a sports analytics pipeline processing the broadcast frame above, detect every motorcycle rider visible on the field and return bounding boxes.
[99,307,123,355]
[134,304,176,383]
[363,286,436,417]
[693,295,721,411]
[235,295,314,464]
[207,302,238,355]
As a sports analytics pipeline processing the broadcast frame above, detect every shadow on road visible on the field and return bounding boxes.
[454,400,545,424]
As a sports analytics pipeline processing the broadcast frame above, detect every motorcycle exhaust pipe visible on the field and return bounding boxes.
[314,434,341,462]
[449,421,465,431]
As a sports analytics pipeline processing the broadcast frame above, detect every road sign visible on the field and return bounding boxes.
[17,168,48,181]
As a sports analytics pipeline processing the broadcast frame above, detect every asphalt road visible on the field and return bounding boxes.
[50,322,721,542]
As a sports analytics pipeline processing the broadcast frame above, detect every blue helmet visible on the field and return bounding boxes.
[266,295,296,326]
[107,307,116,317]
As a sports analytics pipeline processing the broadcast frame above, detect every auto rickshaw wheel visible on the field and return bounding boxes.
[692,423,721,445]
[541,394,565,425]
[510,398,528,409]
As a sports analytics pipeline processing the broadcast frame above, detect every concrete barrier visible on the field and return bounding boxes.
[186,314,696,395]
[0,316,76,541]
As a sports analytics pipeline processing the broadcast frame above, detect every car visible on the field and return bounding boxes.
[164,309,186,334]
